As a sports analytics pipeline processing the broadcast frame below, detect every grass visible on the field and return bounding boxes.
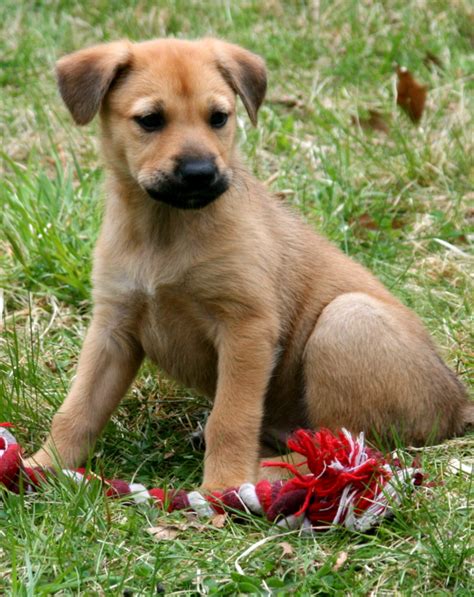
[1,0,473,593]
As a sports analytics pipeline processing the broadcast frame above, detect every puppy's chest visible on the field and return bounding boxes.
[97,245,237,392]
[139,286,217,393]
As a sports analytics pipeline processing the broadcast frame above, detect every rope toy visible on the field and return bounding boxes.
[0,423,422,532]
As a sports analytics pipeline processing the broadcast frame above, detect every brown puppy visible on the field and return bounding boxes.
[25,38,472,490]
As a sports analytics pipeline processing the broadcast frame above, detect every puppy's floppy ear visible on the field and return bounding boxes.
[211,40,267,126]
[56,41,132,125]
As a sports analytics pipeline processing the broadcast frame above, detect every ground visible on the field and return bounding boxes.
[0,0,473,594]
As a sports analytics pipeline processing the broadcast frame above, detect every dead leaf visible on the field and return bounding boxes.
[352,212,405,231]
[333,551,348,571]
[396,66,427,123]
[147,525,180,541]
[351,110,390,134]
[44,360,58,373]
[274,189,295,201]
[211,513,227,528]
[352,213,379,230]
[391,217,405,229]
[278,542,294,558]
[147,517,209,540]
[181,510,199,522]
[267,95,308,111]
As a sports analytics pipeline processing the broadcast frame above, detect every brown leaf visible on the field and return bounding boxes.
[353,213,379,230]
[278,542,294,558]
[391,217,405,229]
[352,213,405,231]
[396,66,427,123]
[44,360,58,373]
[274,189,295,201]
[147,517,209,540]
[181,510,200,522]
[267,95,308,111]
[333,551,348,571]
[147,525,180,541]
[211,513,227,528]
[351,110,389,134]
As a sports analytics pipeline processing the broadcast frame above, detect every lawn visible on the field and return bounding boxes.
[1,0,473,594]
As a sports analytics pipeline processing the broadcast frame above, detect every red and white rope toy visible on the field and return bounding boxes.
[0,423,422,532]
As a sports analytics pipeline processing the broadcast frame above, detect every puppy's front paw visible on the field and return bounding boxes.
[200,475,252,494]
[22,449,55,469]
[200,482,225,494]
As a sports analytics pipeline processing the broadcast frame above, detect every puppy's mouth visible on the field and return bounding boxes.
[145,176,229,210]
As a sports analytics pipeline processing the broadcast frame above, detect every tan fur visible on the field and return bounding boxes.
[25,38,471,490]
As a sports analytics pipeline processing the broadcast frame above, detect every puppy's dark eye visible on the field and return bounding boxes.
[209,111,228,129]
[134,112,166,132]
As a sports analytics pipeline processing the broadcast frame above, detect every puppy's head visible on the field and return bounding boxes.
[56,38,266,209]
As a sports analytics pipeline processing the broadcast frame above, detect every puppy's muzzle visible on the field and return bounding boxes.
[146,156,229,209]
[176,158,217,188]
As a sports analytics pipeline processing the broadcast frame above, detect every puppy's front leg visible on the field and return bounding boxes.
[25,305,143,469]
[202,317,277,491]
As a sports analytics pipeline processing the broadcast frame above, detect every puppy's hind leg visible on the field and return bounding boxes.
[302,292,468,445]
[24,305,143,469]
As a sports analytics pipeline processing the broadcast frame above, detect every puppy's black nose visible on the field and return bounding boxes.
[175,158,217,188]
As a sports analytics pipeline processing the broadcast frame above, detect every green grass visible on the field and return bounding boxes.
[1,0,473,593]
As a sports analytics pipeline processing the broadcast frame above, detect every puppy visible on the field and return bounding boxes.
[25,38,472,490]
